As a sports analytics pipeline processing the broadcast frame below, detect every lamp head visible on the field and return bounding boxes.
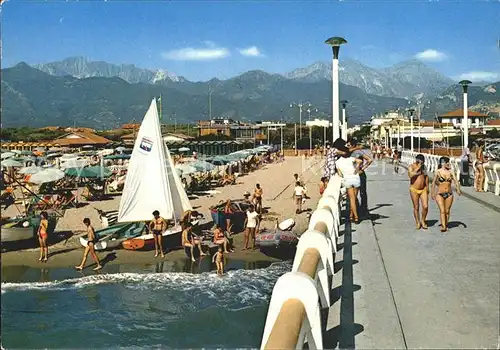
[325,37,347,46]
[458,80,472,87]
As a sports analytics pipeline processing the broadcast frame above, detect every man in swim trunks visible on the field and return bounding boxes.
[407,154,429,230]
[149,210,166,258]
[75,218,102,271]
[181,223,206,262]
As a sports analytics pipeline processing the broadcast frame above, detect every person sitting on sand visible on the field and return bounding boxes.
[149,210,167,258]
[243,205,259,250]
[212,246,224,276]
[75,218,102,271]
[182,223,206,262]
[213,224,232,253]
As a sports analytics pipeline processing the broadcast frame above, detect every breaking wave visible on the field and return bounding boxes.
[2,261,291,309]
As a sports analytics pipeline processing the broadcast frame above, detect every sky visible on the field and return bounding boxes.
[2,0,500,82]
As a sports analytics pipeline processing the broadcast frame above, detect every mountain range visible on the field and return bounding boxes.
[1,57,498,129]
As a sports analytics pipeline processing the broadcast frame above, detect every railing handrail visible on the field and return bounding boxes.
[260,172,343,349]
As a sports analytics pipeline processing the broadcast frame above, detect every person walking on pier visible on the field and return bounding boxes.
[474,142,485,192]
[431,157,462,232]
[334,139,363,224]
[408,154,429,230]
[349,139,373,217]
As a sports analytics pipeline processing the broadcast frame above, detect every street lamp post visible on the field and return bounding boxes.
[290,102,311,139]
[294,123,297,155]
[340,100,349,140]
[208,84,213,121]
[409,108,415,152]
[459,80,472,150]
[325,36,347,142]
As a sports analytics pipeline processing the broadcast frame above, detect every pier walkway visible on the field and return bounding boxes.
[325,160,499,349]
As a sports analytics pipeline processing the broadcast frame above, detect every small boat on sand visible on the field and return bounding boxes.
[79,222,146,251]
[1,214,57,245]
[93,98,194,251]
[255,218,298,257]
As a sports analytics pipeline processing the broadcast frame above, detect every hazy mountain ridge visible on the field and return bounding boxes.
[32,56,455,99]
[33,56,184,84]
[285,58,455,98]
[1,63,409,128]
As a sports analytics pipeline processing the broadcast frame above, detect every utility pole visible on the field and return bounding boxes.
[208,84,212,121]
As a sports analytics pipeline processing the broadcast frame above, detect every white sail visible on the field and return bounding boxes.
[118,98,192,223]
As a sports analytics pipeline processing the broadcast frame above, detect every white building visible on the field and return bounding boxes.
[437,108,489,128]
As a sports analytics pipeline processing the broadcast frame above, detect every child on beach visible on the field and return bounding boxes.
[212,246,224,276]
[75,218,102,271]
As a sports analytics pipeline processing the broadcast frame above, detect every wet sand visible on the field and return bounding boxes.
[1,156,324,269]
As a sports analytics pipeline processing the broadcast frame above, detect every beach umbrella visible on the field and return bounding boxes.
[19,166,44,175]
[61,159,88,169]
[189,160,215,172]
[115,146,126,152]
[29,168,65,184]
[1,152,15,159]
[65,166,112,179]
[10,150,21,155]
[1,158,23,167]
[175,163,198,175]
[178,147,190,152]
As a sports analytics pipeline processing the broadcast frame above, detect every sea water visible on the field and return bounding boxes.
[1,260,291,348]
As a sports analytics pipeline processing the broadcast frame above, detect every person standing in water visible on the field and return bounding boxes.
[149,210,166,258]
[431,157,461,232]
[408,154,429,230]
[37,211,49,262]
[75,218,102,271]
[212,246,224,276]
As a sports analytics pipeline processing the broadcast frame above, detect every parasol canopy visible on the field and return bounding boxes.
[29,168,65,184]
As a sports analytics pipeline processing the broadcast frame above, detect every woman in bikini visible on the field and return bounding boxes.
[408,154,429,230]
[431,157,462,232]
[37,211,49,262]
[75,218,102,271]
[474,142,485,192]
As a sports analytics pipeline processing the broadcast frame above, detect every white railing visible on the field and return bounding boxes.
[260,174,343,350]
[402,151,500,196]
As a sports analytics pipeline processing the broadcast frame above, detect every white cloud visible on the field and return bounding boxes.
[162,42,229,61]
[414,49,447,62]
[457,71,500,82]
[238,46,264,57]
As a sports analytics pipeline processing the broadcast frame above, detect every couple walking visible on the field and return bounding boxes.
[408,155,462,232]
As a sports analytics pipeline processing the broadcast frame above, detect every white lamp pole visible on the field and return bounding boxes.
[280,124,284,154]
[341,100,348,140]
[294,123,297,155]
[326,37,347,142]
[459,80,472,150]
[409,108,415,152]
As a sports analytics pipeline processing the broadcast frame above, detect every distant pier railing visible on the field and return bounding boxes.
[402,151,500,196]
[260,174,343,349]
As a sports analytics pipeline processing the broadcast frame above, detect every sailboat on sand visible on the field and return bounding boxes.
[80,98,192,251]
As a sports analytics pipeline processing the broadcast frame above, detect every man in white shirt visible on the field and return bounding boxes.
[243,205,259,250]
[293,181,306,214]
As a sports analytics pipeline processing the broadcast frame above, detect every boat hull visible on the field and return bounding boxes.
[255,230,298,259]
[1,226,35,243]
[122,226,182,251]
[79,222,145,251]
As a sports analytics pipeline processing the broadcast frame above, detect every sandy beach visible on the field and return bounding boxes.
[1,156,324,269]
